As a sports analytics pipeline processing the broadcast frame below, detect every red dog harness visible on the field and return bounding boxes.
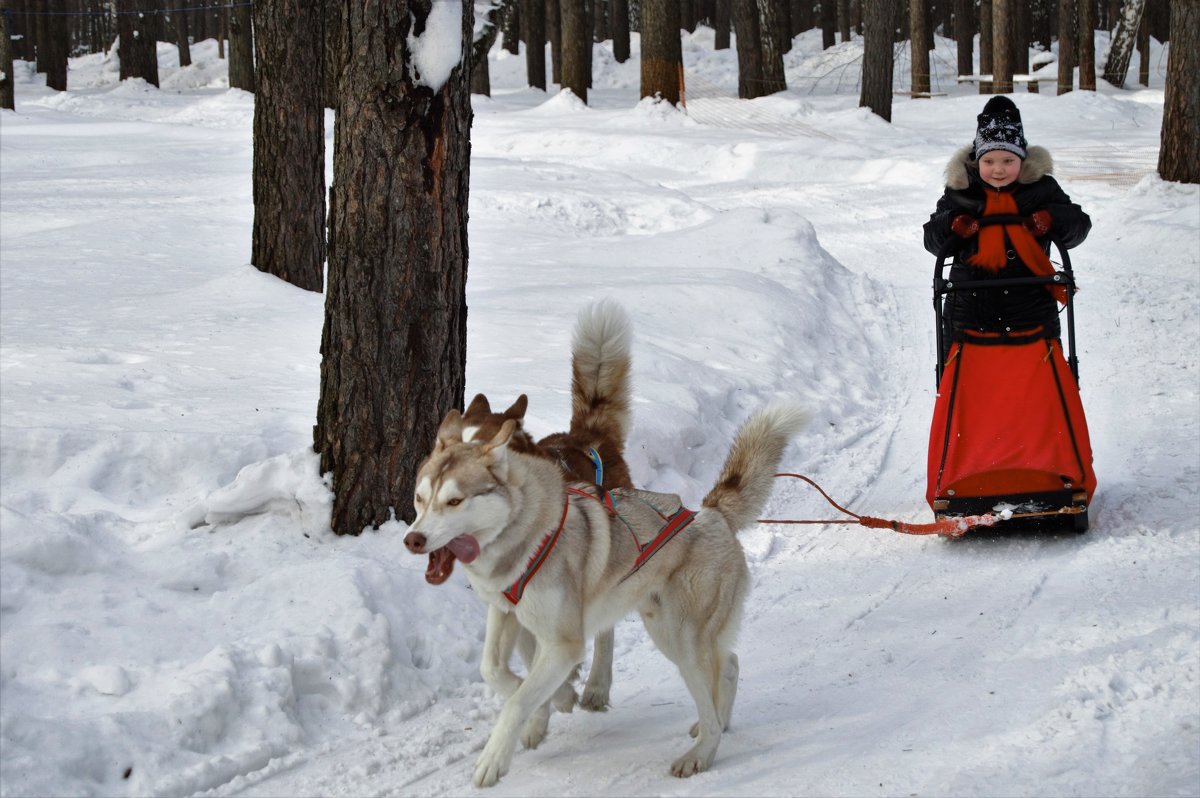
[502,486,697,604]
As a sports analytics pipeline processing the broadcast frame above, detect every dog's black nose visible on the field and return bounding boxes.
[404,532,426,553]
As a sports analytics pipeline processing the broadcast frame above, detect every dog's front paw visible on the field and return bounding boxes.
[521,705,550,749]
[579,682,610,712]
[669,745,715,778]
[473,733,515,788]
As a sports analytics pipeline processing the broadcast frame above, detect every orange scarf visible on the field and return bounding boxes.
[969,189,1067,304]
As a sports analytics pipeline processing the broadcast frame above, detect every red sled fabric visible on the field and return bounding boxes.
[927,338,1097,509]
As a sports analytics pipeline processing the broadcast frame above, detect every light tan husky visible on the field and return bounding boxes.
[404,402,806,787]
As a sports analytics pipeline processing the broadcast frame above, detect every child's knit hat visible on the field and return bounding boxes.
[973,96,1028,160]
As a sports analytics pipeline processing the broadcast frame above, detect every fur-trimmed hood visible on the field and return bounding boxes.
[944,144,1054,190]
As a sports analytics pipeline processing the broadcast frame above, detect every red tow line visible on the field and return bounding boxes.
[758,473,1001,539]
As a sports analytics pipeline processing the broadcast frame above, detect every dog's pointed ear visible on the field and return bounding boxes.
[465,393,491,416]
[480,418,517,455]
[435,409,464,451]
[504,395,528,421]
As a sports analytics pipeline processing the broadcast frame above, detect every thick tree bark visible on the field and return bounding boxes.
[117,0,160,86]
[978,0,993,92]
[316,0,473,534]
[838,0,851,39]
[0,10,14,110]
[955,0,974,77]
[755,0,787,93]
[1077,0,1095,88]
[1057,0,1075,92]
[612,0,630,60]
[860,0,896,120]
[641,0,682,103]
[251,0,325,292]
[522,0,547,88]
[1102,0,1146,87]
[991,0,1012,92]
[324,0,345,108]
[561,0,589,101]
[715,0,731,48]
[1158,0,1199,183]
[733,0,765,96]
[228,3,255,92]
[910,0,930,95]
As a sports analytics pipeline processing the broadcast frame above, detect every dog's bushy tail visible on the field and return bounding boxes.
[702,404,808,532]
[569,299,633,443]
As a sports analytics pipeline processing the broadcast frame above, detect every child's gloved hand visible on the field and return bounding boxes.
[1024,210,1053,237]
[950,214,980,238]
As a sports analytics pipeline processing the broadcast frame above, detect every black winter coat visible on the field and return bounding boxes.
[923,145,1091,348]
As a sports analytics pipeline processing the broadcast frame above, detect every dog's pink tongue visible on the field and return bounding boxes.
[448,534,480,564]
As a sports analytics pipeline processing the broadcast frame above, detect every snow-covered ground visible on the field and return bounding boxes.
[1,29,1197,798]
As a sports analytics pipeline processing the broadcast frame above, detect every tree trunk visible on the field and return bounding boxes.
[1057,0,1075,92]
[472,2,504,95]
[175,8,192,67]
[547,0,562,82]
[910,0,930,95]
[680,0,695,30]
[503,0,521,52]
[117,0,160,86]
[1158,0,1198,183]
[838,0,851,39]
[955,0,973,77]
[0,9,14,110]
[1137,3,1149,84]
[41,0,69,91]
[755,0,787,91]
[561,0,589,101]
[733,0,765,96]
[820,0,836,46]
[641,0,683,103]
[522,0,548,87]
[317,0,473,534]
[978,0,993,91]
[991,0,1012,92]
[1102,0,1146,86]
[715,0,731,48]
[1080,0,1099,88]
[228,3,255,92]
[251,0,325,292]
[324,0,345,108]
[612,0,630,59]
[860,0,896,119]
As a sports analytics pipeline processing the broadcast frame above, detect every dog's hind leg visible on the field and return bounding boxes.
[580,627,614,711]
[690,651,738,737]
[668,645,725,778]
[474,638,584,788]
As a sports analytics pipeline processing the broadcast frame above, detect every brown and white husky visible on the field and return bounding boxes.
[404,401,807,787]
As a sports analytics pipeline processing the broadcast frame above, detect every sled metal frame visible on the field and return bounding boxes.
[931,225,1087,532]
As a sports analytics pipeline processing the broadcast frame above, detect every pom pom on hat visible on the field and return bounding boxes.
[973,96,1028,160]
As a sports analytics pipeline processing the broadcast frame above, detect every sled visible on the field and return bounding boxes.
[929,227,1096,533]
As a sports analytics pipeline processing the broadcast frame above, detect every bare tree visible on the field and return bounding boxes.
[316,0,473,535]
[522,0,548,88]
[955,0,974,78]
[174,7,192,67]
[561,0,589,101]
[472,0,506,95]
[1137,5,1149,85]
[1056,0,1074,93]
[978,0,993,92]
[1158,0,1199,183]
[612,0,630,60]
[838,0,851,39]
[910,0,930,96]
[755,0,788,92]
[820,0,836,46]
[1103,0,1146,86]
[0,9,14,110]
[733,0,766,95]
[641,0,683,102]
[228,2,255,92]
[117,0,160,87]
[1078,0,1095,89]
[992,0,1012,92]
[251,0,324,291]
[40,0,68,90]
[860,0,896,119]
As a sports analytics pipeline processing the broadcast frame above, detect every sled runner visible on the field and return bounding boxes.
[929,229,1096,533]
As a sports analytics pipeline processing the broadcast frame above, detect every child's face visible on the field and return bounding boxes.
[978,151,1023,188]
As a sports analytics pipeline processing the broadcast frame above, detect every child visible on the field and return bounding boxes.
[922,96,1097,521]
[924,95,1091,356]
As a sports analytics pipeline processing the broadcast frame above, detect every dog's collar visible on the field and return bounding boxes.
[502,493,572,605]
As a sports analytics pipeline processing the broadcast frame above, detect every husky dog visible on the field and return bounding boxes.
[420,300,635,717]
[404,403,807,787]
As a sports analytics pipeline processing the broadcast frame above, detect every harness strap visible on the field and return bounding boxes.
[586,447,604,486]
[619,506,698,583]
[502,494,572,605]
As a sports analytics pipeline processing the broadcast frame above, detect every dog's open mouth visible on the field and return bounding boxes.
[424,534,480,585]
